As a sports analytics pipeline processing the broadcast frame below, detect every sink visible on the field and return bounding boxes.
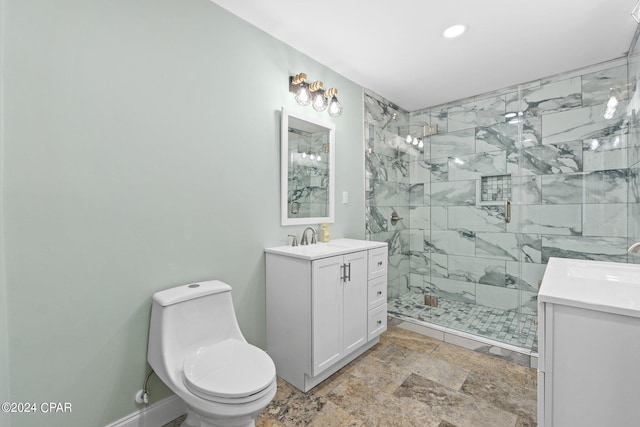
[540,257,640,317]
[565,260,640,284]
[265,238,386,261]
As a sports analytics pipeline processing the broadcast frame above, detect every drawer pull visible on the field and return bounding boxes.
[377,290,382,296]
[377,261,383,266]
[377,320,382,325]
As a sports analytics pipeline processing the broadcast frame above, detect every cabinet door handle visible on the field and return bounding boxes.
[346,263,351,282]
[340,264,345,282]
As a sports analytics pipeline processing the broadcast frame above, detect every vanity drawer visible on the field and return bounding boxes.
[368,247,387,279]
[368,303,387,340]
[368,276,387,310]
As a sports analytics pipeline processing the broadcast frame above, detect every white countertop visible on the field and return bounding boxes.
[539,257,640,318]
[265,238,387,261]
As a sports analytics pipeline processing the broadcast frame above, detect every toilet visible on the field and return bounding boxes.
[147,280,277,427]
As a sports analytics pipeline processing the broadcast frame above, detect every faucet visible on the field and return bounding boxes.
[628,242,640,253]
[300,227,317,245]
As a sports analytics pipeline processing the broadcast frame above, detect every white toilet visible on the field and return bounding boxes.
[147,280,277,427]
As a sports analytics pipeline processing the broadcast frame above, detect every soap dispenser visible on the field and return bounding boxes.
[319,221,330,242]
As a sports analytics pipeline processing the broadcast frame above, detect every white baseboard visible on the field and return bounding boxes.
[104,395,187,427]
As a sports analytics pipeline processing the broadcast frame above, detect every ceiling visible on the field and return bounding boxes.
[210,0,639,111]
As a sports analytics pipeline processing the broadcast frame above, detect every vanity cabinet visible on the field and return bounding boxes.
[538,257,640,427]
[265,239,387,392]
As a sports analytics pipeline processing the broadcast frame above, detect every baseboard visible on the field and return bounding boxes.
[104,395,186,427]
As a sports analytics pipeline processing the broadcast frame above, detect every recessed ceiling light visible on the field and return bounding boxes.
[443,24,466,39]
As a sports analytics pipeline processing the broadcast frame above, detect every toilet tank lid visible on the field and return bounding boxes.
[153,280,232,307]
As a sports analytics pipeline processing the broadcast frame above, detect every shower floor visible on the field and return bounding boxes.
[388,292,538,351]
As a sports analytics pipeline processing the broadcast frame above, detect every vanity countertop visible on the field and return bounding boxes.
[540,257,640,318]
[265,238,387,261]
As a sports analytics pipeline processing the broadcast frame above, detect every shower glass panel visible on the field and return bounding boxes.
[411,88,536,351]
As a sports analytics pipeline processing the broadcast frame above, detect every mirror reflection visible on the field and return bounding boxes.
[281,108,335,225]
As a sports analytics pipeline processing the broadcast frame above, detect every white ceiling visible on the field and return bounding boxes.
[211,0,639,111]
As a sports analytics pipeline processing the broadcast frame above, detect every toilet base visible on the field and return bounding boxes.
[180,406,258,427]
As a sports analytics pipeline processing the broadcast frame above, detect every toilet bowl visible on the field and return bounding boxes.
[147,280,277,427]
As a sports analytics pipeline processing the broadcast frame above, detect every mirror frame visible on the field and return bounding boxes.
[281,107,335,226]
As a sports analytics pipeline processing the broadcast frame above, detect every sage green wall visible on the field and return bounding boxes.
[0,0,10,414]
[1,0,365,426]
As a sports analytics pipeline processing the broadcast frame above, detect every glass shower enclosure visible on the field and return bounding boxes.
[365,53,632,354]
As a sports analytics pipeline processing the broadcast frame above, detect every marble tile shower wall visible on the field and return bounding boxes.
[365,57,637,316]
[365,91,413,299]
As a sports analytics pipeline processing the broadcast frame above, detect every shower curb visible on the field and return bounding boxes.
[389,313,539,369]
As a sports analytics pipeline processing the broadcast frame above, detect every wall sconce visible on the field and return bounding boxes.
[289,72,343,117]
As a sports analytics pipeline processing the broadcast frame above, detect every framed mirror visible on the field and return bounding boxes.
[281,108,335,225]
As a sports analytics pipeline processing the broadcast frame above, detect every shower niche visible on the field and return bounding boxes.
[480,174,512,202]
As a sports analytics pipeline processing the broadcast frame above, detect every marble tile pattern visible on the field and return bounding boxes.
[164,322,537,427]
[365,59,638,351]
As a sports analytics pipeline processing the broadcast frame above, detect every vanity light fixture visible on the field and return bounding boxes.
[289,73,343,117]
[291,73,311,106]
[326,88,343,117]
[310,81,328,111]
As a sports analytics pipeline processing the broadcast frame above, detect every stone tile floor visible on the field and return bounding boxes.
[163,319,537,427]
[388,292,538,351]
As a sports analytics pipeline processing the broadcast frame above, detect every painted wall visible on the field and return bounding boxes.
[1,0,364,426]
[0,0,10,419]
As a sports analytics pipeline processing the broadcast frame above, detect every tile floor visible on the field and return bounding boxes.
[388,292,538,351]
[162,318,537,427]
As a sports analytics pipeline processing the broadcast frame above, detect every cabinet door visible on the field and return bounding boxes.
[311,255,343,376]
[342,251,368,353]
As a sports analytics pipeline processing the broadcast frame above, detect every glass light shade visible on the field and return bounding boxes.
[312,92,327,111]
[327,96,343,117]
[405,135,412,143]
[295,83,311,106]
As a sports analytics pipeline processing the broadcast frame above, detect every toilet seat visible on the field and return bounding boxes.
[182,338,276,404]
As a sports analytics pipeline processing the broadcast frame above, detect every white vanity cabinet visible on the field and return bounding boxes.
[265,238,387,392]
[538,257,640,427]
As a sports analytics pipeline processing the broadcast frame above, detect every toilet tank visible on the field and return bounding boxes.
[148,280,245,374]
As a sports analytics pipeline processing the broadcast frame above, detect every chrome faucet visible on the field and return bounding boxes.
[300,227,317,245]
[628,242,640,253]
